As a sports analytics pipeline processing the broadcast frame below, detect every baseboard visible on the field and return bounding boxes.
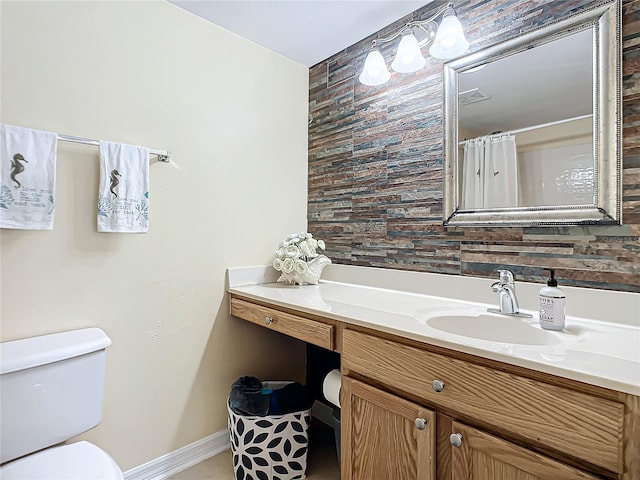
[123,429,230,480]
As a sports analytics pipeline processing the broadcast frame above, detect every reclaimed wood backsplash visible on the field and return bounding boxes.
[308,0,640,293]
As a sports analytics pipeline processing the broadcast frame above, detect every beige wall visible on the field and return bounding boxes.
[0,0,308,471]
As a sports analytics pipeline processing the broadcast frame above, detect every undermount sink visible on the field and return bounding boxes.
[422,313,562,346]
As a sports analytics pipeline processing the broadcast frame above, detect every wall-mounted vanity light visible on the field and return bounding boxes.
[359,2,468,86]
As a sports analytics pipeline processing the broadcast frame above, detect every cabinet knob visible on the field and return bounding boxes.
[265,316,273,325]
[449,433,463,448]
[414,418,427,430]
[431,380,445,392]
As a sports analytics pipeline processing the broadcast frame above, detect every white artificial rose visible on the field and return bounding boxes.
[308,238,318,249]
[285,245,300,257]
[282,257,295,273]
[276,247,285,258]
[299,240,314,258]
[317,240,326,250]
[272,258,283,271]
[294,259,308,274]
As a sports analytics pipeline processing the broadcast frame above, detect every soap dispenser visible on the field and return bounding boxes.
[539,268,565,331]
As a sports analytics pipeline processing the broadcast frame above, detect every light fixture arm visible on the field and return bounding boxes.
[359,2,467,86]
[369,2,453,49]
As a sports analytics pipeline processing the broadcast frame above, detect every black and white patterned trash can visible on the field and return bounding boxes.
[227,383,311,480]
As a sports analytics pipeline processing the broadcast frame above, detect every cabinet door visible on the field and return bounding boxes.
[341,377,436,480]
[449,421,600,480]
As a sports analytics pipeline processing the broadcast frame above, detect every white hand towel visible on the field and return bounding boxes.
[0,123,58,230]
[97,141,150,233]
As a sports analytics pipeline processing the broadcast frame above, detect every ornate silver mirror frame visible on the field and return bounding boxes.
[442,0,621,227]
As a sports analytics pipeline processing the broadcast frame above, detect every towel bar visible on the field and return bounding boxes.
[57,134,170,162]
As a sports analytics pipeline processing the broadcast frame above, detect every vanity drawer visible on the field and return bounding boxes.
[231,297,335,350]
[342,329,624,474]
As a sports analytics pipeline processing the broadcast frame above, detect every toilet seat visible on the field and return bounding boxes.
[0,441,123,480]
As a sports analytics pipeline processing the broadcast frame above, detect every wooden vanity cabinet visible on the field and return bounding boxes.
[342,327,638,480]
[338,374,594,480]
[229,294,639,480]
[341,377,436,480]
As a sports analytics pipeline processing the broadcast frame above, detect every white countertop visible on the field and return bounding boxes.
[228,265,640,396]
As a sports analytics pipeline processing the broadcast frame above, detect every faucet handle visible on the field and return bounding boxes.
[497,269,514,285]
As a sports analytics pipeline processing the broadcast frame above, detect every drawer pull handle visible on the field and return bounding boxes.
[450,433,463,448]
[414,418,427,430]
[265,316,273,325]
[431,380,445,392]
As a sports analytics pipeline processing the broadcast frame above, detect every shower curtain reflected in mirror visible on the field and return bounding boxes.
[462,134,519,209]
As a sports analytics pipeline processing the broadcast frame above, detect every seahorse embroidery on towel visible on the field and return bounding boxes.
[10,153,28,188]
[109,169,121,197]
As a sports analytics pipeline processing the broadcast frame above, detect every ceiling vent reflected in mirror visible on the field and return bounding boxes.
[459,88,491,106]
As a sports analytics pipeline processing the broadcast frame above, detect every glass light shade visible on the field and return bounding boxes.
[429,8,469,59]
[358,49,391,86]
[391,31,427,73]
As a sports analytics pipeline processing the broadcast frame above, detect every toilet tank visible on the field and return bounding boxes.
[0,328,112,464]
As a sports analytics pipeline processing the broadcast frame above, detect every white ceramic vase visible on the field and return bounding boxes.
[277,255,332,285]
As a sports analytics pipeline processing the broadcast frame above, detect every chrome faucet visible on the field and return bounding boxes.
[488,269,532,318]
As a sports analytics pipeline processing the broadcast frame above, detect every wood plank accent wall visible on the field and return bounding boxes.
[308,0,640,293]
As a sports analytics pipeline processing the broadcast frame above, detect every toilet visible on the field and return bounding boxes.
[0,328,123,479]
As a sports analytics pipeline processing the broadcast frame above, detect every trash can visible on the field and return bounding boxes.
[228,381,312,480]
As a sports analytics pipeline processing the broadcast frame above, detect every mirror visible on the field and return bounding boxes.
[443,1,621,226]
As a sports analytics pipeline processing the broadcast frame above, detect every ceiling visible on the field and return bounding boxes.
[169,0,593,137]
[169,0,430,67]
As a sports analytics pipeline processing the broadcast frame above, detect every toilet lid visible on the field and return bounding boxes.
[0,441,123,480]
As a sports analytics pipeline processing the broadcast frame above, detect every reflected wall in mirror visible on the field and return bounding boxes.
[443,0,621,226]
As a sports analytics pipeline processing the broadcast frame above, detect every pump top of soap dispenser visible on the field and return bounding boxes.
[544,268,558,287]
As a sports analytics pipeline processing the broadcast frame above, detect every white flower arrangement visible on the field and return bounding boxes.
[273,232,325,274]
[272,232,330,284]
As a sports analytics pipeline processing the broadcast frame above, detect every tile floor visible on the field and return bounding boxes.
[168,420,340,480]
